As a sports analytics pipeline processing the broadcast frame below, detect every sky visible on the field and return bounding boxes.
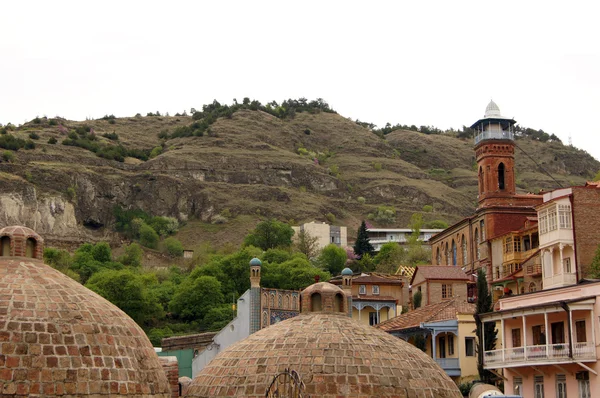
[1,1,599,161]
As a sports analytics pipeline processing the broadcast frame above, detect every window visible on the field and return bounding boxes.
[479,166,484,195]
[514,377,523,396]
[372,285,380,295]
[556,374,567,398]
[359,285,366,295]
[505,237,513,253]
[0,236,9,256]
[445,242,449,265]
[465,337,475,356]
[577,371,590,398]
[529,282,537,293]
[576,320,587,343]
[310,293,322,312]
[548,207,558,231]
[552,322,565,344]
[331,236,335,243]
[539,209,548,234]
[512,328,522,348]
[438,336,446,358]
[369,312,379,326]
[534,375,544,398]
[498,163,505,190]
[532,325,546,346]
[451,240,457,266]
[25,238,36,258]
[448,334,455,356]
[513,238,521,253]
[559,205,572,229]
[564,257,572,273]
[480,220,485,241]
[436,247,441,265]
[461,235,467,265]
[442,284,453,299]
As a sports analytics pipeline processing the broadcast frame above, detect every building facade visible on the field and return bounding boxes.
[366,228,443,252]
[291,221,347,251]
[410,266,470,306]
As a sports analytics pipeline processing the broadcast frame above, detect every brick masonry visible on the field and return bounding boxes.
[573,186,600,277]
[159,357,179,398]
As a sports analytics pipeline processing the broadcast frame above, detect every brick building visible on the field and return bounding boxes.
[410,266,470,306]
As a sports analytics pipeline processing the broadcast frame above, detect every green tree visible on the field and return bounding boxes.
[91,242,112,263]
[374,242,405,274]
[86,269,163,325]
[118,243,143,267]
[588,244,600,278]
[243,219,294,250]
[593,170,600,181]
[139,223,159,249]
[475,268,497,383]
[413,290,422,309]
[261,257,330,290]
[294,229,319,259]
[162,237,184,257]
[169,275,224,321]
[370,206,396,224]
[318,244,347,275]
[353,220,374,258]
[353,253,376,272]
[424,220,449,229]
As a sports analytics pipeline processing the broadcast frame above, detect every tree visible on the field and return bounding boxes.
[475,268,497,383]
[405,213,432,266]
[162,237,184,257]
[374,242,405,274]
[594,170,600,182]
[118,243,143,267]
[588,244,600,279]
[413,290,422,309]
[139,223,159,249]
[261,257,331,290]
[243,219,294,250]
[353,220,374,258]
[295,229,319,259]
[318,244,348,275]
[91,242,112,263]
[169,275,224,321]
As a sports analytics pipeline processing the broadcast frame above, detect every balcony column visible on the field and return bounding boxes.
[544,312,549,357]
[432,333,437,359]
[592,308,597,349]
[522,315,528,360]
[501,318,505,363]
[559,244,564,274]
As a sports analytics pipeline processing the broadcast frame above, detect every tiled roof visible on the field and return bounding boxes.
[377,298,475,332]
[410,266,470,285]
[330,272,404,285]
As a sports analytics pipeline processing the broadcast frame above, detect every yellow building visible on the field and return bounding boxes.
[330,271,404,326]
[377,298,479,384]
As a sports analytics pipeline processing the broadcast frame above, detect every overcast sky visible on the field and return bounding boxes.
[2,1,599,162]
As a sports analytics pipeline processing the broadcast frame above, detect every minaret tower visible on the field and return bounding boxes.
[341,267,353,317]
[249,257,262,334]
[471,100,517,208]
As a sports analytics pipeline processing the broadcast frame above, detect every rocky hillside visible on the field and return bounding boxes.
[1,106,598,250]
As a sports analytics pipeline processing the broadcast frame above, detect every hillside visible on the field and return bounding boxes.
[1,105,598,253]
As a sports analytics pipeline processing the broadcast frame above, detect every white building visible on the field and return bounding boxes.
[367,228,443,251]
[292,221,347,250]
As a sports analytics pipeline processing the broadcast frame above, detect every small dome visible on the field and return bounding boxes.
[0,225,44,259]
[341,267,353,276]
[249,257,262,267]
[484,100,502,118]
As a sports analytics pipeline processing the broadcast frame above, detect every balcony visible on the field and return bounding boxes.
[525,263,542,276]
[544,272,577,289]
[435,358,460,377]
[484,342,596,368]
[474,130,514,145]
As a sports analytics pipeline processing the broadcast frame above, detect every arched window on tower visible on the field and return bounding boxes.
[0,236,10,256]
[445,242,449,265]
[479,166,484,195]
[474,228,480,260]
[461,235,467,265]
[498,163,505,190]
[436,247,441,265]
[451,240,457,266]
[25,238,37,258]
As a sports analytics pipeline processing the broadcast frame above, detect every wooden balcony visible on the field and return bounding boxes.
[484,342,596,368]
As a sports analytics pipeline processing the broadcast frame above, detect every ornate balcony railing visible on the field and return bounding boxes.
[474,130,514,145]
[484,342,596,368]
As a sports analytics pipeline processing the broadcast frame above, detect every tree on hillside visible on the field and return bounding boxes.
[353,220,374,258]
[243,219,294,251]
[594,170,600,182]
[295,229,319,259]
[588,244,600,279]
[405,213,432,266]
[318,244,348,275]
[169,275,224,321]
[475,268,497,383]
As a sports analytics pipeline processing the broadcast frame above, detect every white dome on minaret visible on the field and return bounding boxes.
[484,100,502,118]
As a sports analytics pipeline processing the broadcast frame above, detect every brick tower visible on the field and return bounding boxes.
[249,257,262,334]
[472,100,517,208]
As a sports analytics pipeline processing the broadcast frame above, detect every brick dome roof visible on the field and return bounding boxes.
[185,286,461,397]
[0,225,44,259]
[0,230,170,396]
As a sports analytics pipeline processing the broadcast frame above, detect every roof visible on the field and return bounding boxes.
[410,266,470,285]
[396,265,416,279]
[330,272,404,285]
[377,298,475,332]
[585,180,600,188]
[352,295,398,302]
[185,312,462,397]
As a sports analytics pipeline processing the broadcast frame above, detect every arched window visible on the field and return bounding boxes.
[25,238,37,258]
[461,235,467,265]
[529,282,537,293]
[311,293,322,312]
[335,293,344,313]
[436,247,441,265]
[498,163,505,190]
[445,242,449,265]
[479,166,484,195]
[0,236,10,256]
[451,240,457,266]
[474,228,480,260]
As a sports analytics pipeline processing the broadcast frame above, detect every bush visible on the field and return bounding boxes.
[357,196,366,204]
[2,150,14,162]
[139,223,159,249]
[326,212,336,224]
[48,137,57,144]
[102,132,119,141]
[0,134,27,150]
[369,206,396,224]
[29,132,40,140]
[66,186,76,202]
[372,162,382,171]
[149,146,162,159]
[422,205,433,213]
[424,220,449,229]
[162,237,184,257]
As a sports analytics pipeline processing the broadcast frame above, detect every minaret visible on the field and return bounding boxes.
[471,100,518,208]
[341,267,353,317]
[249,257,262,334]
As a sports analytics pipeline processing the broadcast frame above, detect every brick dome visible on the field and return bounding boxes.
[0,225,44,259]
[0,228,170,397]
[184,283,461,398]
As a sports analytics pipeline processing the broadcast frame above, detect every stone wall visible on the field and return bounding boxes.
[159,356,179,398]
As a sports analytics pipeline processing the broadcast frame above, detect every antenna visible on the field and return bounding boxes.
[568,135,573,146]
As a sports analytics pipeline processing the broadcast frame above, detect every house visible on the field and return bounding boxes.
[377,298,479,383]
[429,101,543,282]
[291,221,347,250]
[410,265,470,306]
[366,228,443,252]
[330,271,404,326]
